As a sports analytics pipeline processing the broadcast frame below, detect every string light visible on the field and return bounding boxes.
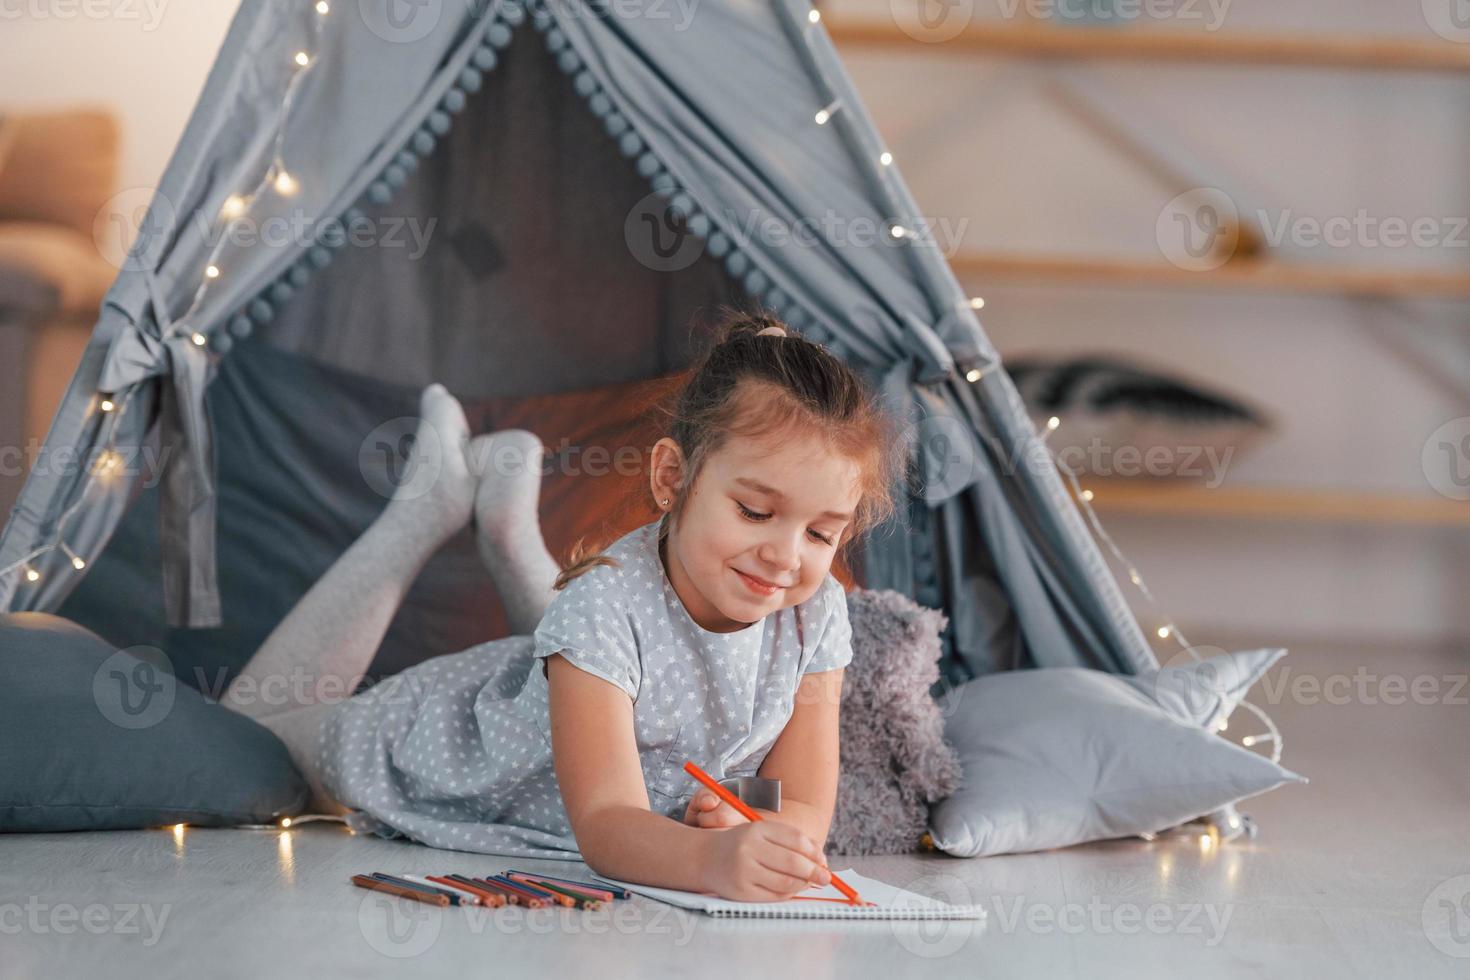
[293,51,310,68]
[23,566,39,583]
[807,8,820,23]
[814,99,841,125]
[1046,416,1061,431]
[1242,733,1276,748]
[965,368,983,383]
[879,151,893,166]
[1156,625,1172,639]
[205,265,220,280]
[273,170,299,196]
[219,195,248,220]
[59,543,86,571]
[969,296,985,310]
[99,397,115,413]
[889,223,911,239]
[1080,489,1094,502]
[190,332,208,347]
[315,0,329,12]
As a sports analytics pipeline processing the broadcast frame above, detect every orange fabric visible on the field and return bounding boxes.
[0,109,120,238]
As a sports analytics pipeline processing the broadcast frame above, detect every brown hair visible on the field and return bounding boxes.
[552,310,902,591]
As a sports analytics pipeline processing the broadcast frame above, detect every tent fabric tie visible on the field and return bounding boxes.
[97,273,222,629]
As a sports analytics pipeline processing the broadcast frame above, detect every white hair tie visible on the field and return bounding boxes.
[756,325,787,338]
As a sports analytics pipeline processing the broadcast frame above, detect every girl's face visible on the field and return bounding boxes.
[652,431,863,634]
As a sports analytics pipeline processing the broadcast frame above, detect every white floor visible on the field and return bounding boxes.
[3,641,1467,979]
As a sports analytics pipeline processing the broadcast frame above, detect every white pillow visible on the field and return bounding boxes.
[928,650,1303,858]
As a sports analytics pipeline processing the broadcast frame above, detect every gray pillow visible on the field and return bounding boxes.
[928,650,1303,857]
[0,612,310,831]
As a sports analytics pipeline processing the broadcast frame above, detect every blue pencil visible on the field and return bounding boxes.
[505,868,630,900]
[371,872,466,905]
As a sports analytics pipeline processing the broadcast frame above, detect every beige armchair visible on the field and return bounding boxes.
[0,108,121,517]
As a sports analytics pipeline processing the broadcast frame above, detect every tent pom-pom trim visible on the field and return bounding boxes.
[524,0,830,356]
[213,0,521,357]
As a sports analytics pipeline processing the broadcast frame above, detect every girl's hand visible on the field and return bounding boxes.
[697,822,832,902]
[683,789,748,829]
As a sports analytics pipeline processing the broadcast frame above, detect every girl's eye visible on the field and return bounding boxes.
[808,529,834,546]
[736,502,771,522]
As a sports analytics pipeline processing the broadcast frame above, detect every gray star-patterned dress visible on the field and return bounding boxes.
[317,518,853,859]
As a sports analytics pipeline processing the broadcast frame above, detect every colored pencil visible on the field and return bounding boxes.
[371,872,467,905]
[460,876,533,907]
[352,874,450,907]
[506,870,624,901]
[501,874,577,908]
[423,874,499,906]
[474,876,549,909]
[506,874,607,910]
[399,874,481,905]
[431,875,506,908]
[488,875,567,910]
[682,760,866,906]
[486,875,561,908]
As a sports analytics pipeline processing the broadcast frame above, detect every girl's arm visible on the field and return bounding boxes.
[546,654,830,899]
[687,668,845,845]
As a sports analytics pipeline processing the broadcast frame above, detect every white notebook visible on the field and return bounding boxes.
[591,869,983,920]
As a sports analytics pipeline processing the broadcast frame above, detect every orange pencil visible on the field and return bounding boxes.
[682,760,865,906]
[429,875,505,907]
[351,874,450,907]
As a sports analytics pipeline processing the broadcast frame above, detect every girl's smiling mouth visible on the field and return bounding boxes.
[734,568,784,596]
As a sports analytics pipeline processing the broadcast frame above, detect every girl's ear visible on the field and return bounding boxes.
[649,437,685,509]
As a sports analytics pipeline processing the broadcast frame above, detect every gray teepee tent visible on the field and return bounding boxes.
[0,0,1156,688]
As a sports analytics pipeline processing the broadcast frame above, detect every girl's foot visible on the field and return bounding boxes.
[382,383,477,544]
[469,429,562,634]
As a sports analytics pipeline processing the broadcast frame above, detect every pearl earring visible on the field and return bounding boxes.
[661,498,670,508]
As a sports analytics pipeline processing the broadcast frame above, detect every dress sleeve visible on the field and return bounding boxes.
[532,561,641,700]
[801,575,854,675]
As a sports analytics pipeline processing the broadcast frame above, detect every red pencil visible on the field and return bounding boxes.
[351,874,449,907]
[682,760,866,906]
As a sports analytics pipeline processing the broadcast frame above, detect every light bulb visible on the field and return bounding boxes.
[71,555,86,571]
[1046,416,1061,431]
[807,8,820,23]
[880,151,893,166]
[191,332,208,347]
[220,194,248,220]
[1129,569,1142,585]
[315,0,329,12]
[274,170,298,196]
[969,296,985,310]
[281,817,293,828]
[294,51,310,67]
[99,397,115,413]
[1216,718,1229,732]
[1242,735,1258,747]
[24,566,40,583]
[205,265,220,279]
[1080,489,1094,502]
[965,368,982,383]
[814,109,830,125]
[1156,625,1172,639]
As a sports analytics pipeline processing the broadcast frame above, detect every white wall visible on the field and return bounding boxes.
[1,0,1464,648]
[0,2,239,192]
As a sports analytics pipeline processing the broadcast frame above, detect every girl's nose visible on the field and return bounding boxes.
[758,533,801,574]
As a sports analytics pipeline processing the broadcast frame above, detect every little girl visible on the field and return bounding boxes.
[221,314,899,902]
